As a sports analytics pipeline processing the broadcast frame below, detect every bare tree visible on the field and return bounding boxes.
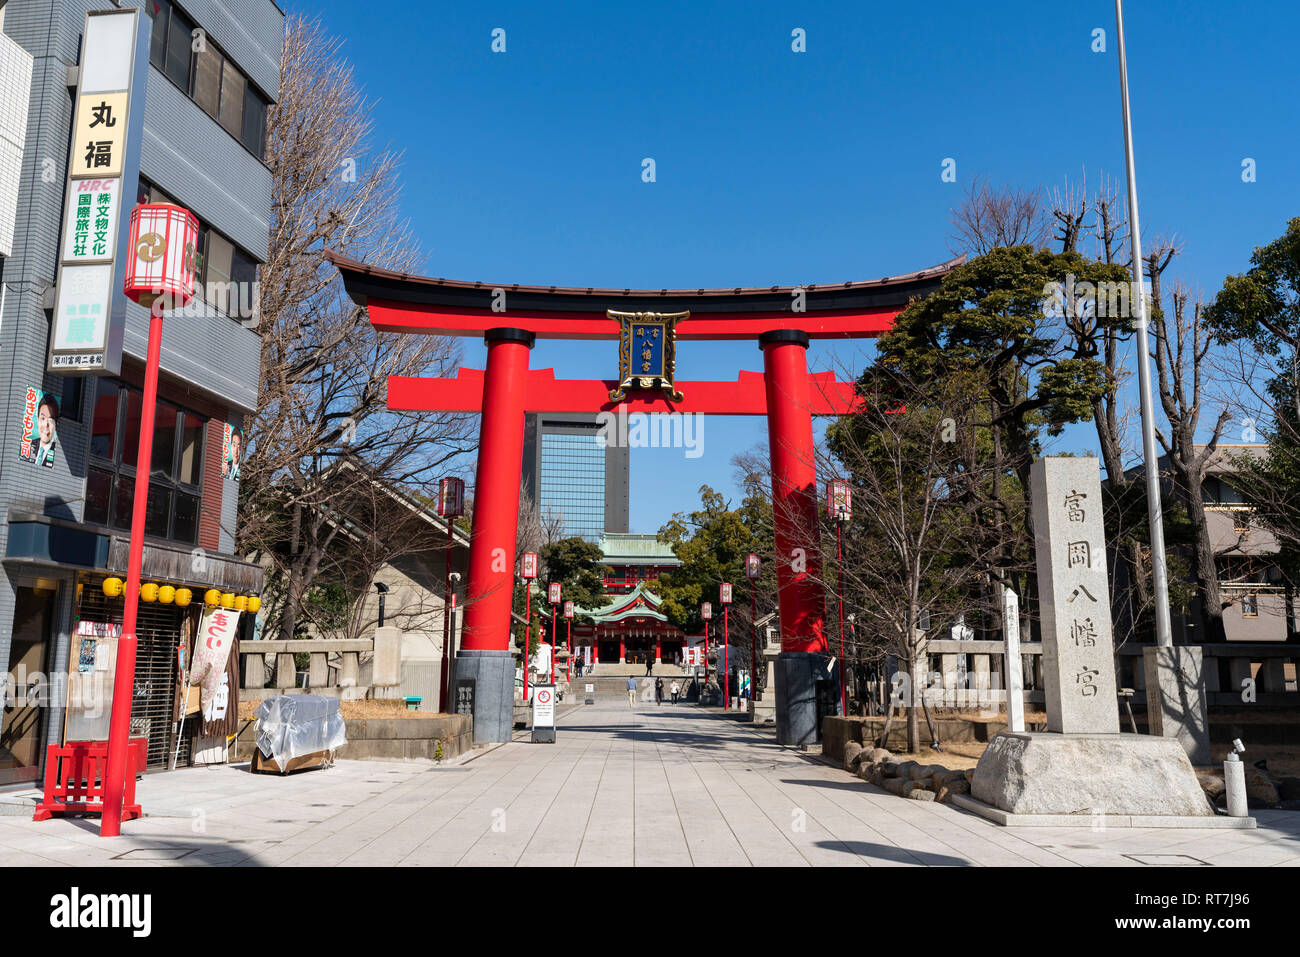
[823,366,1004,753]
[948,175,1052,256]
[241,15,474,643]
[1150,258,1235,642]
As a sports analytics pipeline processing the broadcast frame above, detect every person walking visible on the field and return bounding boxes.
[655,677,664,706]
[645,655,654,677]
[575,656,583,679]
[670,680,680,705]
[626,675,637,708]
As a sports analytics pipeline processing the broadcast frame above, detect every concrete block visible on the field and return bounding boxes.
[1142,645,1211,765]
[373,625,402,687]
[453,649,515,744]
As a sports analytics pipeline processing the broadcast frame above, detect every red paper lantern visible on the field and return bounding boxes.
[745,552,761,580]
[521,552,538,579]
[719,582,733,604]
[123,204,200,310]
[564,601,574,619]
[827,478,852,522]
[437,476,465,517]
[548,582,561,604]
[701,602,713,620]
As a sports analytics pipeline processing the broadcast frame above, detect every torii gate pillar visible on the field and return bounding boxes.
[761,330,836,745]
[455,327,534,743]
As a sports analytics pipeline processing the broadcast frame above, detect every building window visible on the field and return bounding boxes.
[1241,593,1259,618]
[85,380,205,544]
[147,0,271,161]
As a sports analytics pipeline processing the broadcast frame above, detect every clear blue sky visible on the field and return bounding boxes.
[302,0,1299,533]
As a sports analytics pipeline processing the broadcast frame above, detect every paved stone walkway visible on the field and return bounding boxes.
[2,699,1299,866]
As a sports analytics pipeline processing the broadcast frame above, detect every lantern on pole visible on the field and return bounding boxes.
[564,600,574,681]
[701,601,713,687]
[520,552,538,702]
[745,553,761,705]
[101,204,200,838]
[720,584,733,710]
[547,582,561,684]
[826,478,852,718]
[436,476,466,713]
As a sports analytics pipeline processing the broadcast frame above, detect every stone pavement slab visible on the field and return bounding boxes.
[1,698,1297,867]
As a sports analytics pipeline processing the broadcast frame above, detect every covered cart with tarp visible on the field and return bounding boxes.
[251,695,347,774]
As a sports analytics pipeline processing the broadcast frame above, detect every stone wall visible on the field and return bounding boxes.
[237,713,473,764]
[822,714,1030,763]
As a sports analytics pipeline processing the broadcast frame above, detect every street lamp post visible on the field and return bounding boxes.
[701,601,713,703]
[564,600,574,683]
[1114,0,1173,649]
[101,203,200,837]
[720,583,733,710]
[745,553,760,704]
[548,582,561,685]
[521,552,538,702]
[827,478,852,716]
[437,477,465,711]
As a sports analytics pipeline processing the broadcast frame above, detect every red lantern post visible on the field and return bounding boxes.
[720,583,733,710]
[101,204,200,837]
[564,600,574,682]
[701,601,712,700]
[437,476,465,711]
[521,552,538,702]
[827,478,852,717]
[745,553,760,704]
[548,581,561,685]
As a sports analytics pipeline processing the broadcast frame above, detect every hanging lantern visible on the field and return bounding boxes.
[248,595,262,614]
[564,601,574,619]
[203,588,221,607]
[437,476,466,518]
[158,584,176,604]
[520,552,538,579]
[234,595,248,612]
[826,478,852,523]
[745,553,761,580]
[174,588,192,608]
[701,602,713,620]
[140,582,159,603]
[102,577,124,598]
[548,582,561,604]
[720,583,733,605]
[220,592,236,609]
[123,204,201,310]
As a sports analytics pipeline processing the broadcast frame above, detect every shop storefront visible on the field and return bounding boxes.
[2,519,260,781]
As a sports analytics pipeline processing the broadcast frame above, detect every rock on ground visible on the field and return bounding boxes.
[908,788,937,802]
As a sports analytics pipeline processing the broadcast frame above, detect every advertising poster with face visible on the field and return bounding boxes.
[18,388,60,468]
[221,421,242,481]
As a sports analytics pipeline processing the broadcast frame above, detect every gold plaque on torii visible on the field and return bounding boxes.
[609,310,687,403]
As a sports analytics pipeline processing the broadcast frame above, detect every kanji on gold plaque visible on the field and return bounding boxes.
[70,92,129,179]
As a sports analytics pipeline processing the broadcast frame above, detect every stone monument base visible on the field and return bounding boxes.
[774,652,836,746]
[452,649,515,744]
[965,731,1251,826]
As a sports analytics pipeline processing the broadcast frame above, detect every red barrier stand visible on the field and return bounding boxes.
[33,738,147,822]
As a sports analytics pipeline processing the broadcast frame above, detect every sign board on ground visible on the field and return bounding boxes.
[532,684,556,743]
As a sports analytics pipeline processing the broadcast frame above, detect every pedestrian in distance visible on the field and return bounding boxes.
[626,675,637,708]
[645,656,654,677]
[655,676,664,706]
[670,680,680,704]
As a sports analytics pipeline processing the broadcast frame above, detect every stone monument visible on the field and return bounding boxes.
[956,457,1248,826]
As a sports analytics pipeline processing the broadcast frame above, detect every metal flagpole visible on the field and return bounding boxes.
[1115,0,1173,647]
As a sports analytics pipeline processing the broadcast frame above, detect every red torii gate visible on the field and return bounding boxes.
[331,252,961,744]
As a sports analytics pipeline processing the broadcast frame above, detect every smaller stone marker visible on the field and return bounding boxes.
[1029,457,1119,734]
[1002,586,1025,733]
